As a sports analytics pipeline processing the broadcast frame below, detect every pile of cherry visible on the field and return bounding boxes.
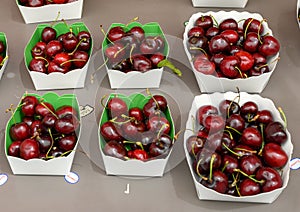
[29,24,91,74]
[186,98,289,196]
[19,0,77,7]
[7,95,80,160]
[100,94,174,161]
[0,39,7,68]
[104,25,167,73]
[186,15,280,78]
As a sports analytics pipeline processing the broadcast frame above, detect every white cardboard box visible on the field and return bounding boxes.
[0,32,8,80]
[17,0,84,24]
[183,11,279,93]
[192,0,248,8]
[297,0,300,28]
[183,92,293,203]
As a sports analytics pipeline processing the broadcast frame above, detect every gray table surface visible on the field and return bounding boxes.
[0,0,299,211]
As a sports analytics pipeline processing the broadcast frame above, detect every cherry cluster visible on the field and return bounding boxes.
[186,98,289,196]
[104,25,167,73]
[7,95,80,161]
[29,25,91,74]
[19,0,77,7]
[186,15,280,78]
[0,40,7,67]
[100,94,174,161]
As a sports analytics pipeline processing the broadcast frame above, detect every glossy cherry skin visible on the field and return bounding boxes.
[29,58,48,73]
[201,170,228,194]
[255,167,283,192]
[149,134,173,157]
[258,35,280,57]
[265,121,287,145]
[107,26,125,43]
[8,141,22,157]
[77,31,91,51]
[193,54,216,75]
[197,105,218,125]
[128,149,149,160]
[45,40,63,58]
[36,135,52,153]
[62,32,79,52]
[195,149,221,172]
[208,35,230,54]
[41,114,57,131]
[41,27,57,43]
[54,114,80,134]
[234,50,254,72]
[195,15,213,30]
[107,97,128,118]
[35,102,55,117]
[132,55,152,72]
[147,116,170,134]
[187,35,208,54]
[129,26,145,43]
[239,179,261,196]
[100,121,123,142]
[10,122,31,141]
[121,121,142,141]
[243,18,264,35]
[219,99,240,117]
[150,53,165,68]
[205,26,219,39]
[105,42,125,64]
[256,110,273,125]
[241,127,262,149]
[19,138,40,160]
[220,29,239,45]
[219,18,238,31]
[186,135,206,158]
[219,55,240,78]
[239,154,263,175]
[243,32,260,53]
[262,142,288,168]
[221,154,238,174]
[226,114,246,133]
[203,114,225,134]
[241,101,258,121]
[21,95,39,117]
[53,52,72,69]
[72,50,89,68]
[55,105,78,118]
[187,26,205,38]
[31,41,46,58]
[128,107,144,122]
[58,134,77,151]
[104,140,126,159]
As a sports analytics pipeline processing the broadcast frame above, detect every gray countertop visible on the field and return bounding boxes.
[0,0,299,211]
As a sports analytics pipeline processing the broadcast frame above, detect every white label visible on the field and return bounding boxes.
[290,158,300,170]
[0,174,8,186]
[64,172,80,184]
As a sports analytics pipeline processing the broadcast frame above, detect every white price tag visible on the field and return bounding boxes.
[64,172,80,184]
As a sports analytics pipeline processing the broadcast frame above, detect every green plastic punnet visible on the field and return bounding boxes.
[5,92,81,175]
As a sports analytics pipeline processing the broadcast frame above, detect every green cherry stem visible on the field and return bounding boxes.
[209,153,217,182]
[0,55,8,66]
[196,159,208,181]
[234,168,265,184]
[278,107,287,129]
[45,128,55,159]
[222,143,242,157]
[258,123,265,156]
[157,59,182,77]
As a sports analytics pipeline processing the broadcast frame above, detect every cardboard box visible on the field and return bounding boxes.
[297,0,300,28]
[99,93,175,177]
[24,22,92,90]
[192,0,248,8]
[16,0,84,24]
[183,11,279,93]
[183,92,293,203]
[0,32,8,80]
[102,22,169,89]
[5,92,81,175]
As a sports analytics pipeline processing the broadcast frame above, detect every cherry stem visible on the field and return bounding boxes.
[189,47,207,56]
[45,128,55,159]
[0,55,8,66]
[5,104,17,125]
[40,102,58,119]
[232,173,242,197]
[234,168,265,184]
[278,107,287,129]
[244,18,254,39]
[258,123,265,156]
[209,154,216,182]
[210,14,219,27]
[225,126,242,135]
[129,45,135,64]
[223,129,234,140]
[126,17,139,26]
[109,116,132,125]
[157,59,182,77]
[248,114,259,122]
[156,123,170,139]
[227,87,241,118]
[90,57,109,84]
[100,25,113,44]
[59,149,75,157]
[69,38,87,55]
[221,161,229,172]
[191,142,197,159]
[257,19,267,44]
[123,140,144,151]
[100,95,108,109]
[146,88,160,111]
[222,143,242,157]
[113,43,128,59]
[196,159,208,181]
[121,114,136,122]
[60,58,86,67]
[50,11,60,27]
[35,56,49,67]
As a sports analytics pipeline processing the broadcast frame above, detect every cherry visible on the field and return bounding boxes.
[221,154,238,174]
[58,134,77,151]
[219,55,240,78]
[36,135,52,153]
[195,15,213,30]
[54,114,80,135]
[48,61,69,74]
[41,114,57,130]
[21,95,39,117]
[255,167,283,192]
[240,101,258,121]
[239,154,262,175]
[132,55,152,72]
[243,32,260,53]
[107,97,128,118]
[205,26,219,39]
[233,144,256,157]
[8,141,22,157]
[149,134,173,157]
[219,18,238,31]
[256,110,273,125]
[187,35,208,54]
[55,105,78,118]
[241,127,262,149]
[128,26,145,43]
[258,35,280,57]
[193,54,216,75]
[208,35,230,54]
[30,120,42,136]
[210,53,226,68]
[139,36,160,55]
[234,50,254,72]
[149,53,165,68]
[10,122,31,141]
[77,31,91,51]
[147,116,170,134]
[262,142,288,168]
[147,95,168,112]
[103,140,126,159]
[107,26,125,42]
[31,41,46,58]
[100,121,123,142]
[35,102,55,117]
[265,121,287,145]
[128,107,144,122]
[29,58,48,73]
[220,29,239,45]
[19,138,40,160]
[226,114,246,133]
[53,52,72,69]
[239,179,261,196]
[219,99,240,117]
[252,53,267,65]
[121,121,142,141]
[45,40,63,58]
[62,32,79,52]
[105,42,126,64]
[243,18,264,35]
[187,26,205,38]
[186,135,206,158]
[195,149,222,173]
[72,50,89,68]
[201,170,228,194]
[41,27,57,43]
